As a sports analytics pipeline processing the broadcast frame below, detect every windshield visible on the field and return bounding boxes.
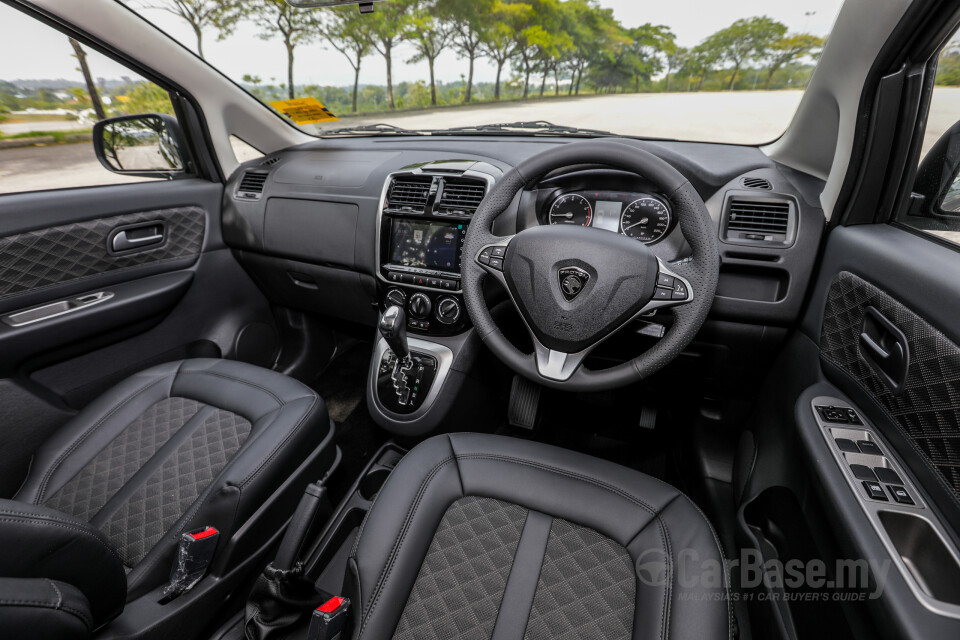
[126,0,840,143]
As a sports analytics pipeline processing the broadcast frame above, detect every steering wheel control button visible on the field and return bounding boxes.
[889,485,914,505]
[490,246,506,258]
[654,288,672,301]
[557,266,590,301]
[834,438,860,453]
[862,481,889,501]
[657,273,675,288]
[671,280,688,300]
[857,440,883,456]
[478,248,492,265]
[488,257,504,270]
[849,464,877,481]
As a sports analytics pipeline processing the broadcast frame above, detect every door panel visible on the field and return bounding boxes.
[0,180,277,497]
[789,223,960,638]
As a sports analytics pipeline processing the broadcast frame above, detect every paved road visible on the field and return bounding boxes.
[0,120,89,136]
[3,89,959,194]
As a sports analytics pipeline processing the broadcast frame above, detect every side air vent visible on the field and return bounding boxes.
[723,196,795,245]
[386,176,432,213]
[436,178,487,216]
[236,171,268,200]
[741,177,772,190]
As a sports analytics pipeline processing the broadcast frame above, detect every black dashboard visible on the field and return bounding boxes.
[222,135,826,339]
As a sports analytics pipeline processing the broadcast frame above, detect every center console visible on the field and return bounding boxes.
[376,160,499,335]
[370,160,501,433]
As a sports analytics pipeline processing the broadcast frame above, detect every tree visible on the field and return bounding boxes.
[439,0,492,103]
[68,38,106,120]
[247,0,322,100]
[404,0,453,106]
[478,0,532,100]
[561,0,616,96]
[139,0,241,59]
[320,6,372,112]
[761,33,824,89]
[628,23,675,92]
[681,42,719,91]
[364,0,413,109]
[663,45,686,92]
[701,16,786,90]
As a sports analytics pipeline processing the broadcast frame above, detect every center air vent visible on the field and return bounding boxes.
[386,176,432,213]
[236,171,268,200]
[436,178,487,216]
[741,177,772,190]
[723,196,795,245]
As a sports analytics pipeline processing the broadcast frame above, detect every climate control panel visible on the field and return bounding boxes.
[382,286,468,335]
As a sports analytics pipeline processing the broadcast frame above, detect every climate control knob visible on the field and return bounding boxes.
[408,292,432,319]
[385,288,406,308]
[435,297,461,325]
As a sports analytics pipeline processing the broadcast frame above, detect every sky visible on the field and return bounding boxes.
[0,0,845,87]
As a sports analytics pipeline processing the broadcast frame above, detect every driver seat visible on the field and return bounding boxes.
[348,433,731,640]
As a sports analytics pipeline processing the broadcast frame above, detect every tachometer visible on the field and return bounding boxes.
[549,193,592,226]
[620,197,671,244]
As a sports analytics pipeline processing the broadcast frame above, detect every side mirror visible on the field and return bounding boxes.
[93,114,188,178]
[913,119,960,216]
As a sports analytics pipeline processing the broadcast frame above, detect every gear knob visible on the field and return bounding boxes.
[379,305,410,362]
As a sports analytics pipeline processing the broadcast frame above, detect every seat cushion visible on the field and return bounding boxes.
[14,358,331,600]
[349,433,731,640]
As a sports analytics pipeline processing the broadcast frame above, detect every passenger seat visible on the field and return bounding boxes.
[0,358,337,638]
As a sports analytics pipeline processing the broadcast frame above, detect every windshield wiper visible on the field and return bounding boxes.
[435,121,614,137]
[319,123,427,136]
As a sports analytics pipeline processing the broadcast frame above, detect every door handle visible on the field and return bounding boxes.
[110,223,164,252]
[859,306,910,395]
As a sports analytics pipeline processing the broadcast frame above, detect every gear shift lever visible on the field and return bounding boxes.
[379,305,410,363]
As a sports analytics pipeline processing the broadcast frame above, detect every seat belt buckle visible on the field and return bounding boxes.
[162,526,219,600]
[307,596,350,640]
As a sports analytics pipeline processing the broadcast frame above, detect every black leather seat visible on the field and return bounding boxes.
[348,433,731,640]
[0,358,335,635]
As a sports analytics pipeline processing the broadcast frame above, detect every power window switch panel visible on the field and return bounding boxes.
[862,481,888,501]
[889,485,915,505]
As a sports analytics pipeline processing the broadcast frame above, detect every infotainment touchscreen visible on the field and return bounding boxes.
[388,220,466,273]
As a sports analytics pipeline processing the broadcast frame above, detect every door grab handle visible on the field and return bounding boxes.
[859,306,910,395]
[111,224,164,252]
[2,291,114,327]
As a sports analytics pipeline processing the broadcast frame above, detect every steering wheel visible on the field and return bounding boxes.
[462,140,719,392]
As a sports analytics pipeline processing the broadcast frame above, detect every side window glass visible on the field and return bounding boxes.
[0,3,187,195]
[901,35,960,245]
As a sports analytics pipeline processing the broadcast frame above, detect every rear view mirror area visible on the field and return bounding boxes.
[92,113,187,178]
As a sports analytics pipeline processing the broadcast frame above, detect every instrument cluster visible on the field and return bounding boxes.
[544,190,673,245]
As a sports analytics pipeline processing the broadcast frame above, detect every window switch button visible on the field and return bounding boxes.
[862,481,888,501]
[889,485,914,505]
[850,464,877,481]
[874,467,903,485]
[857,440,883,456]
[835,438,860,453]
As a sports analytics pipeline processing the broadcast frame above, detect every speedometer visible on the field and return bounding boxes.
[549,194,592,226]
[620,197,671,244]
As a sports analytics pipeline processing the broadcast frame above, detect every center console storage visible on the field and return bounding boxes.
[305,443,407,597]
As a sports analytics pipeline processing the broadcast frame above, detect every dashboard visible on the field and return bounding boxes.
[221,136,826,336]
